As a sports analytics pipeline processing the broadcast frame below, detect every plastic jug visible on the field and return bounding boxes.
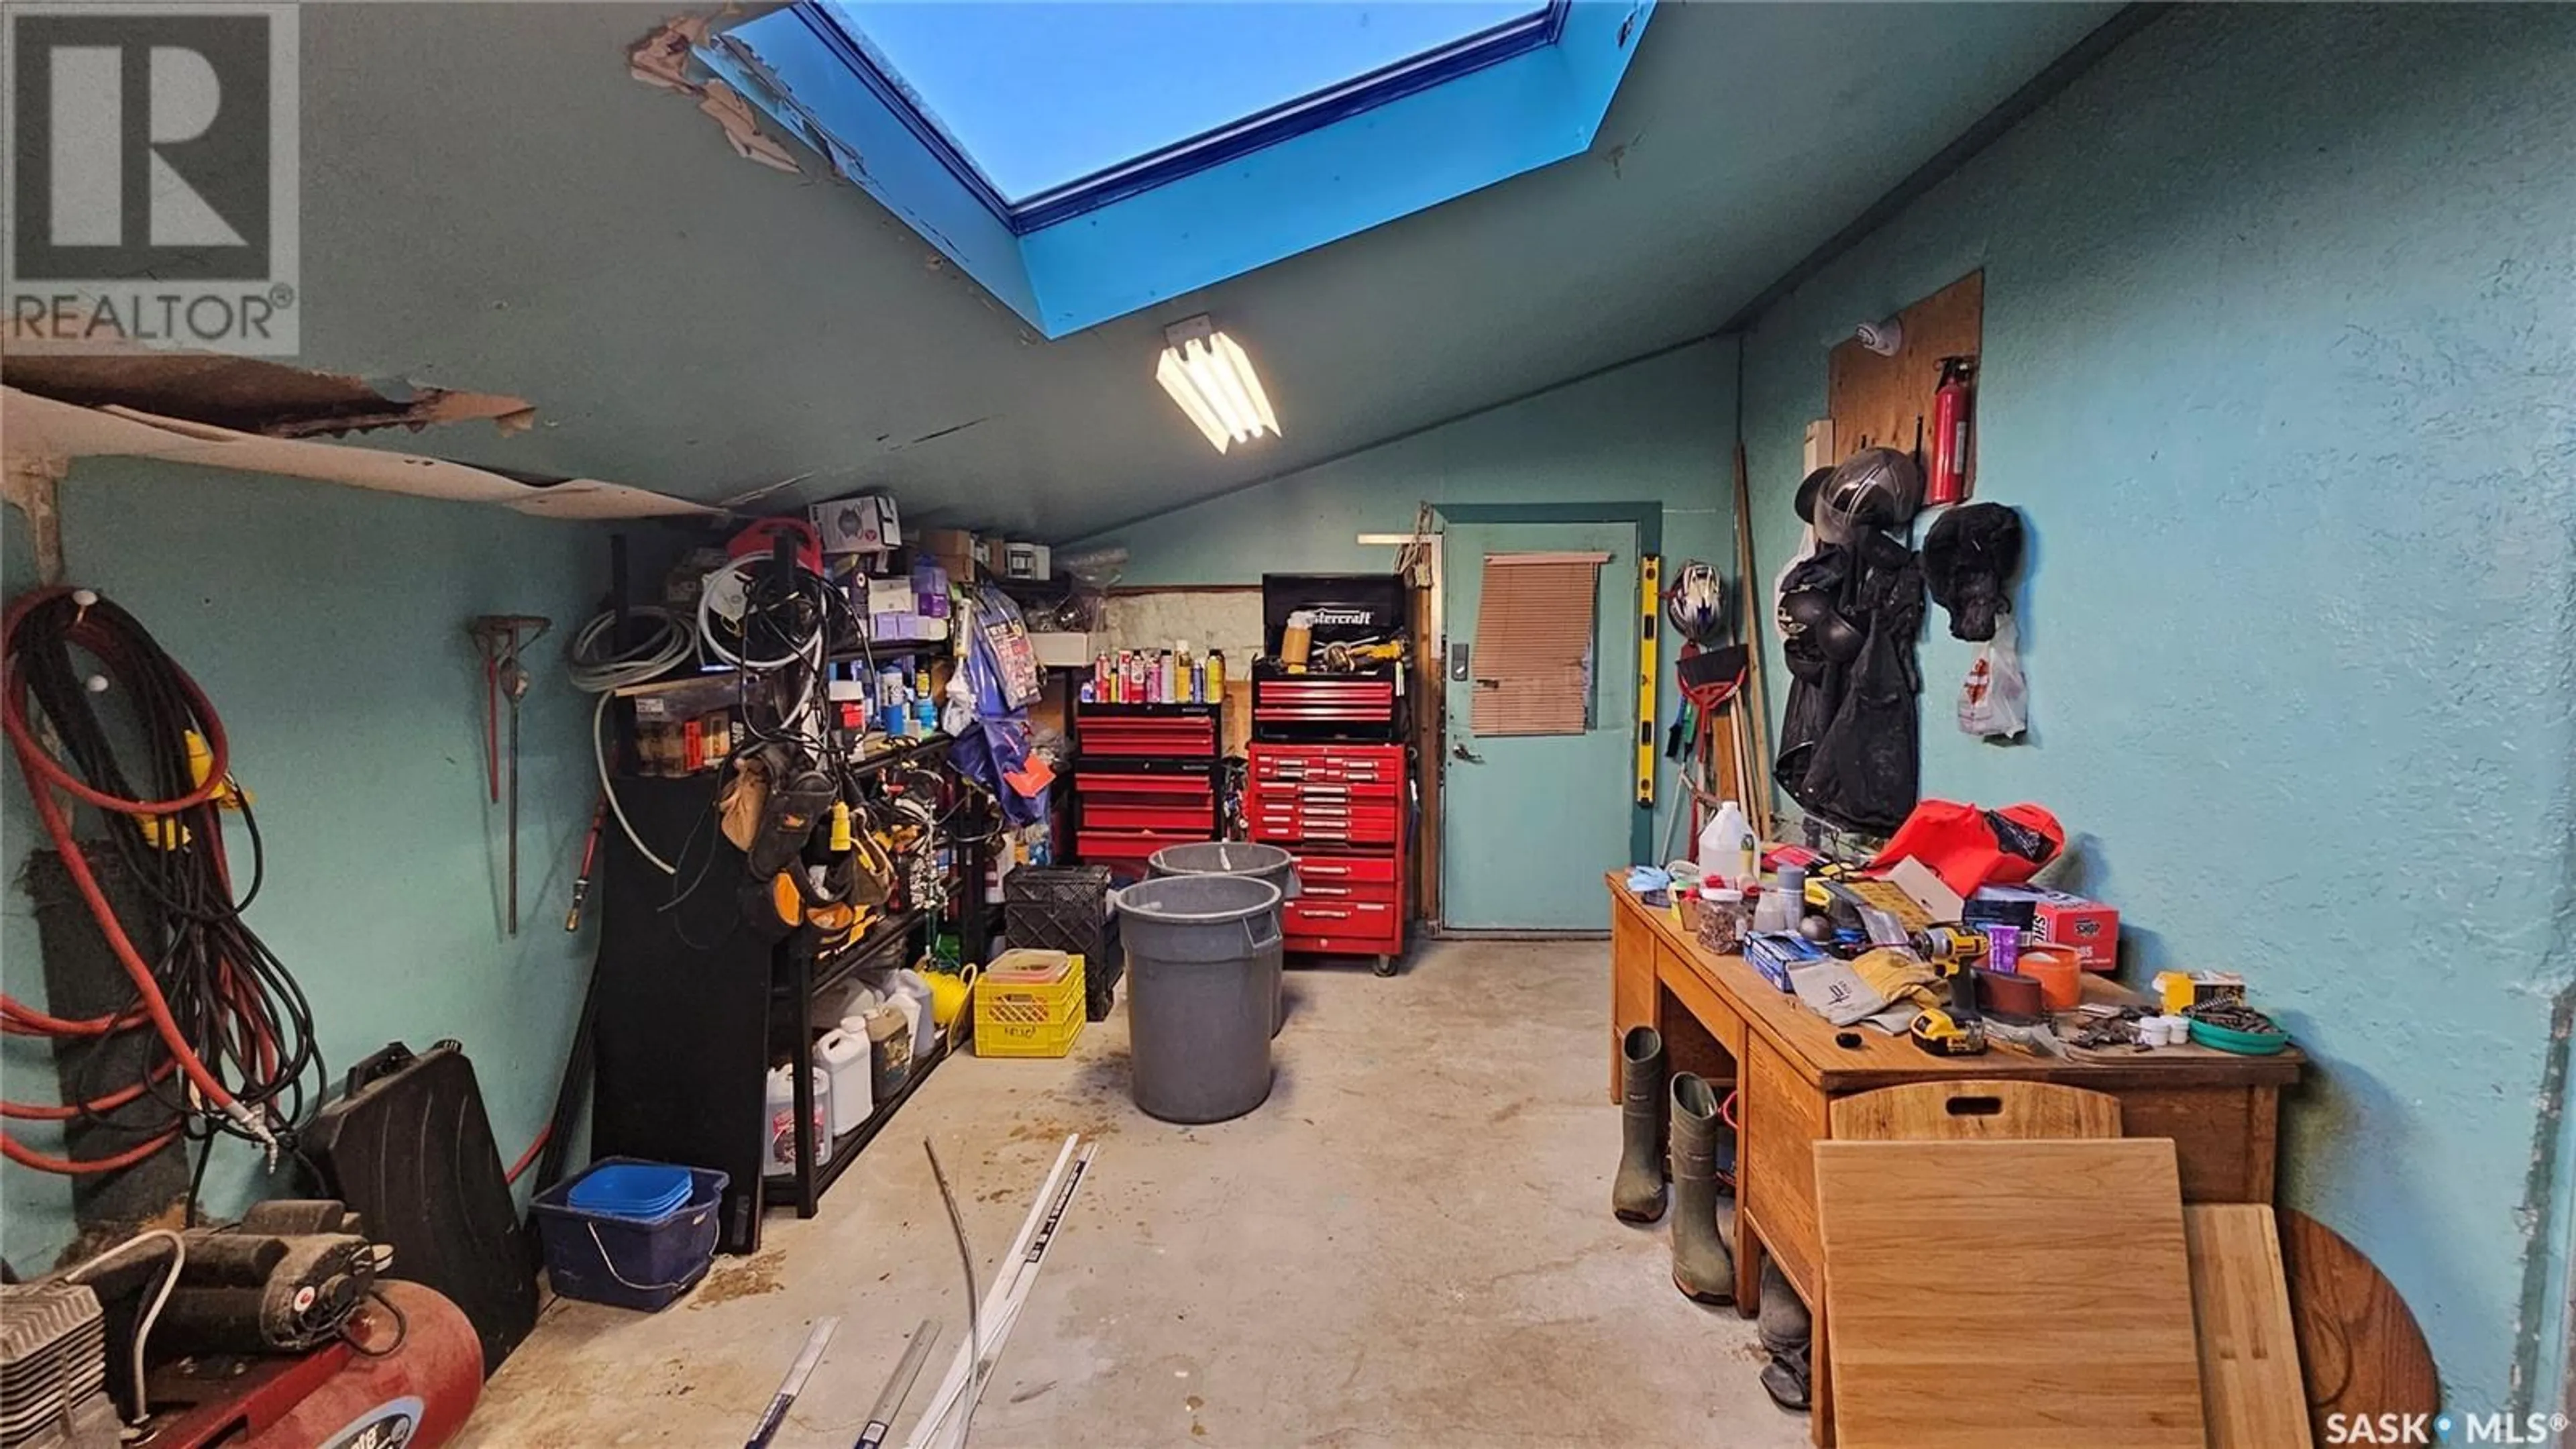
[894,969,937,1059]
[1697,800,1757,889]
[763,1065,830,1173]
[814,1029,874,1137]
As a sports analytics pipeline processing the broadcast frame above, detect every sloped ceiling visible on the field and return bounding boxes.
[282,3,2116,537]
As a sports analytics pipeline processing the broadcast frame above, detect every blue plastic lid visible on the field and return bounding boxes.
[569,1162,694,1219]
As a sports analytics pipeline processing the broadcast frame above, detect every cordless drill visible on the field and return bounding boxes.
[1907,924,1992,1056]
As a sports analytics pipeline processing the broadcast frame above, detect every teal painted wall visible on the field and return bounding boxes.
[1,464,608,1271]
[1737,7,2576,1408]
[1086,339,1737,876]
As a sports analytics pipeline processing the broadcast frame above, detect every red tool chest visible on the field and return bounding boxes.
[1246,741,1407,973]
[1071,703,1221,880]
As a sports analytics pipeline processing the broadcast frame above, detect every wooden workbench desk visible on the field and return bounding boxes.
[1605,877,2302,1447]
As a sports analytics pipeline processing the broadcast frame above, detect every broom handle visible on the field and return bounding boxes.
[1731,440,1776,839]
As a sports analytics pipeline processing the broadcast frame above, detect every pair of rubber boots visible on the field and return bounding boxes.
[1611,1025,1735,1303]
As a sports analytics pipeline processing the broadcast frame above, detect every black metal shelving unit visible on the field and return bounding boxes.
[590,745,992,1255]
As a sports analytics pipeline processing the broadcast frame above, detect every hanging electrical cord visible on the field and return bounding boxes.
[1,587,308,1175]
[568,606,695,877]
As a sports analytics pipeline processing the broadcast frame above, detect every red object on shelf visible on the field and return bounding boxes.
[1247,742,1406,961]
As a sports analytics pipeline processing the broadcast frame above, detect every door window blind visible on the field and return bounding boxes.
[1469,551,1606,737]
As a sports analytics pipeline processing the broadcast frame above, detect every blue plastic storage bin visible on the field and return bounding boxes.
[533,1158,727,1311]
[567,1161,692,1220]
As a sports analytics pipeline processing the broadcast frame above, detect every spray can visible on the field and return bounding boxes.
[1207,649,1225,698]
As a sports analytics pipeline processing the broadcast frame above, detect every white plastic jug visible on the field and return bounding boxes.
[762,1065,831,1173]
[893,969,937,1058]
[814,1029,874,1137]
[1698,800,1758,889]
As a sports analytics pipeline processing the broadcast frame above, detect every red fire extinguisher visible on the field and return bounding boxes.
[1927,356,1976,505]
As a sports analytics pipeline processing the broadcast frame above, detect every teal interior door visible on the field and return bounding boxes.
[1440,520,1638,930]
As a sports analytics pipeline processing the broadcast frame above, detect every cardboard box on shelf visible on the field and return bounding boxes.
[865,578,916,615]
[812,494,900,553]
[1001,541,1052,580]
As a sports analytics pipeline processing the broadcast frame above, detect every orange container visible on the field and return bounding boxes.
[2021,949,2083,1012]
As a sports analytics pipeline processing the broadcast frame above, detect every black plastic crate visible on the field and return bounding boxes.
[1006,866,1122,1021]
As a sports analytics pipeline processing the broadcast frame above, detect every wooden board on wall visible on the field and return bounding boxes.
[1827,270,1984,480]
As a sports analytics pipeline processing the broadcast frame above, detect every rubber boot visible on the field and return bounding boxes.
[1668,1072,1735,1303]
[1757,1260,1813,1411]
[1611,1026,1668,1222]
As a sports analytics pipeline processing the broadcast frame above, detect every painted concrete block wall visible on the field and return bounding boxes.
[1737,7,2576,1407]
[1,464,607,1271]
[1085,339,1737,872]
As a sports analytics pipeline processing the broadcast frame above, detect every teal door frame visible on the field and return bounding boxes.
[1433,502,1662,878]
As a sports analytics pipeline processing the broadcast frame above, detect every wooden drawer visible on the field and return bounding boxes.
[1741,1037,1827,1303]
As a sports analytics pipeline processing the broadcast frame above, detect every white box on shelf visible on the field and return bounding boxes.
[812,494,901,553]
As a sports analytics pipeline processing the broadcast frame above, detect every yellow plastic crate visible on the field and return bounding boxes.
[974,953,1086,1059]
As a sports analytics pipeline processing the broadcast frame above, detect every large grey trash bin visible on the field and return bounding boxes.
[1148,842,1298,1038]
[1114,875,1282,1124]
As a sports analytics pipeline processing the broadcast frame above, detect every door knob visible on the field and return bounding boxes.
[1451,743,1485,765]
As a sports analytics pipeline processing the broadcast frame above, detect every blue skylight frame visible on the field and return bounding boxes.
[703,0,1653,338]
[793,1,1571,234]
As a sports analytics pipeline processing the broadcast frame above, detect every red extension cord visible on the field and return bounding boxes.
[1,586,272,1173]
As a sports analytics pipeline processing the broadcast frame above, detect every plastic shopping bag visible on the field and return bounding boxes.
[1957,613,2027,739]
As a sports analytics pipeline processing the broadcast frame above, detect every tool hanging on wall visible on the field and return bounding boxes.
[470,614,551,936]
[564,796,606,932]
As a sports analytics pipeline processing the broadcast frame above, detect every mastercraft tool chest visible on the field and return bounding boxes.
[1245,574,1410,974]
[1069,700,1222,881]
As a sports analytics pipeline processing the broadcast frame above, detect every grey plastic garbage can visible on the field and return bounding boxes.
[1148,841,1298,1038]
[1114,874,1282,1124]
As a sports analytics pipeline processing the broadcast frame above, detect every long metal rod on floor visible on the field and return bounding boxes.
[936,1144,1096,1449]
[745,1314,841,1449]
[902,1136,1077,1449]
[906,1138,1095,1449]
[853,1318,941,1449]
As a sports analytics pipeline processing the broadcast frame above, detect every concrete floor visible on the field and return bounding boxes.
[464,940,1809,1448]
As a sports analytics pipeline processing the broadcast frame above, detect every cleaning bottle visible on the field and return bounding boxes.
[1698,800,1756,889]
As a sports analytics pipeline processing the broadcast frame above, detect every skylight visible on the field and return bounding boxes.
[818,2,1551,204]
[705,0,1652,336]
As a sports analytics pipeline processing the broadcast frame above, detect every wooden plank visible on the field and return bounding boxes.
[1410,577,1440,923]
[1813,1139,2207,1449]
[1828,1080,2121,1141]
[1740,1037,1827,1301]
[2277,1210,2439,1445]
[2182,1205,2308,1449]
[1826,270,1984,467]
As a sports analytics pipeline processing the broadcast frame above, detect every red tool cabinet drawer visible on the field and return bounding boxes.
[1254,677,1397,722]
[1250,743,1403,785]
[1283,896,1402,951]
[1076,829,1203,877]
[1286,853,1399,887]
[1073,770,1215,833]
[1250,804,1400,847]
[1079,715,1218,757]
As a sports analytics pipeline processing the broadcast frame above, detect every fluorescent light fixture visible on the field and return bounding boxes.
[1156,315,1279,453]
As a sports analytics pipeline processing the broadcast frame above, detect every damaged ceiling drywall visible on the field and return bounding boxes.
[2,339,537,439]
[108,2,2116,539]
